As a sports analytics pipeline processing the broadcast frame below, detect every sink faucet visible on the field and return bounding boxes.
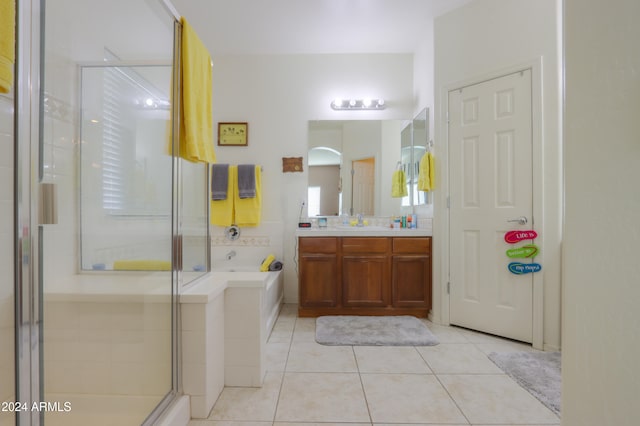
[226,250,236,260]
[356,213,364,227]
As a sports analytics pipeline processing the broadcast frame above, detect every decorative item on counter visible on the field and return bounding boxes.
[282,157,303,172]
[318,217,328,228]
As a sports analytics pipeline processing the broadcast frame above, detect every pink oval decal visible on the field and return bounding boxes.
[504,230,538,244]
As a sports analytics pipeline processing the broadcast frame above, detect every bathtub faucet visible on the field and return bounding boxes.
[226,250,236,260]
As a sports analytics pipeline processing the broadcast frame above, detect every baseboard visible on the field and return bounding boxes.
[543,343,561,352]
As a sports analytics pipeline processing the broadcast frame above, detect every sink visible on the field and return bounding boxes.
[334,225,391,231]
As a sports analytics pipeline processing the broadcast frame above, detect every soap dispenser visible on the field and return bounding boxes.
[341,212,349,226]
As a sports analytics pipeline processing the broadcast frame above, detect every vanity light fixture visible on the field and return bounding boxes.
[331,98,386,110]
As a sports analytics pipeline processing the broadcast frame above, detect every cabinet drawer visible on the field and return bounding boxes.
[342,237,389,254]
[393,237,431,254]
[299,237,337,254]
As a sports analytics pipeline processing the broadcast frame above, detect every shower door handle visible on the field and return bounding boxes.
[507,216,528,225]
[38,183,58,225]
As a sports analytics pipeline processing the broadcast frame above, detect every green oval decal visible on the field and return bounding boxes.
[506,244,539,259]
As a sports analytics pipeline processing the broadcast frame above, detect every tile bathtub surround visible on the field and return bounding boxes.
[190,304,560,426]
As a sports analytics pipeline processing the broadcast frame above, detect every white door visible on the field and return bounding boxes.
[351,158,375,215]
[449,69,533,342]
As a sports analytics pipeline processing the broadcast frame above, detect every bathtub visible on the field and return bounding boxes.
[210,267,284,338]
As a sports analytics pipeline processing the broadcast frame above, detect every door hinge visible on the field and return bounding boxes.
[447,282,450,294]
[446,196,450,209]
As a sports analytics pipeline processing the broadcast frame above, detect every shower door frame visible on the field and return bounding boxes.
[14,0,44,424]
[14,1,187,424]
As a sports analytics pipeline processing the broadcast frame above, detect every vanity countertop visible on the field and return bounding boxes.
[296,225,432,237]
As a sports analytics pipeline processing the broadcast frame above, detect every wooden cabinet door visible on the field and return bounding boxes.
[299,254,338,307]
[342,255,390,307]
[392,254,431,308]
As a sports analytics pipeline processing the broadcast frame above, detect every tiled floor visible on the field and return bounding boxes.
[188,304,560,426]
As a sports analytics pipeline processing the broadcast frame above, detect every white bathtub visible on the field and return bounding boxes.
[209,267,284,338]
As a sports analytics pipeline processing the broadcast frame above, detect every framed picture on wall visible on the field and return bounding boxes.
[218,122,248,146]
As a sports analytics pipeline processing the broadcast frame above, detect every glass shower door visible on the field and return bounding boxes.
[0,71,16,426]
[39,1,178,425]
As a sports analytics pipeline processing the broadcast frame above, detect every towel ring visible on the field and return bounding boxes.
[224,225,241,241]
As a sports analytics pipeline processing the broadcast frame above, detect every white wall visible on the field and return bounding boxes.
[433,0,562,350]
[209,54,414,302]
[563,0,640,424]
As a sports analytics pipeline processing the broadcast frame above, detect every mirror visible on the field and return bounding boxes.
[410,107,430,206]
[308,120,409,217]
[400,122,412,207]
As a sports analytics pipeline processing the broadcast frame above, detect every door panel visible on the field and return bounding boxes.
[351,158,375,215]
[449,70,533,343]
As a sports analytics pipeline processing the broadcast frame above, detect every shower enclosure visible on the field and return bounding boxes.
[11,0,209,425]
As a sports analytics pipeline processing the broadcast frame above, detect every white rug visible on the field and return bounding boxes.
[315,315,439,346]
[488,351,561,416]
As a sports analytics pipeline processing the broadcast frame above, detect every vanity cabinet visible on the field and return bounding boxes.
[298,236,432,317]
[392,237,431,308]
[342,238,390,307]
[298,237,339,307]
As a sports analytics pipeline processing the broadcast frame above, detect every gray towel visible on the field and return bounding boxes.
[237,164,256,199]
[211,164,229,200]
[268,260,283,271]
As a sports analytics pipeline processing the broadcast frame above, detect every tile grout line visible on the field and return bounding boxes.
[352,345,374,425]
[270,311,296,425]
[415,343,472,426]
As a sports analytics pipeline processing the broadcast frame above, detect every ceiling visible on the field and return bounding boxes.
[170,0,471,56]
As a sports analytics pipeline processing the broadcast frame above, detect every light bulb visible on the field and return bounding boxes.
[362,98,372,107]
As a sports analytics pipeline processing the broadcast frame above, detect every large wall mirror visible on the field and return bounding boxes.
[408,107,430,206]
[308,120,409,217]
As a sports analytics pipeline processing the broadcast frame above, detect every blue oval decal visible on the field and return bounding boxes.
[508,262,542,275]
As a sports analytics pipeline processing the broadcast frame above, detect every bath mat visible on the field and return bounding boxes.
[315,315,439,346]
[488,351,561,416]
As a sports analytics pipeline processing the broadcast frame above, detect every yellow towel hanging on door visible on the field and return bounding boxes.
[0,0,16,94]
[180,18,216,163]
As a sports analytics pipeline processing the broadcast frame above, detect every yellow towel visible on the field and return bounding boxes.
[260,254,275,272]
[391,169,408,198]
[210,165,262,227]
[417,152,435,192]
[180,18,216,163]
[0,0,16,94]
[210,165,235,226]
[113,260,171,271]
[234,165,262,227]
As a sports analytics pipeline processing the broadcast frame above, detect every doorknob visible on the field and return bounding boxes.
[507,216,528,225]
